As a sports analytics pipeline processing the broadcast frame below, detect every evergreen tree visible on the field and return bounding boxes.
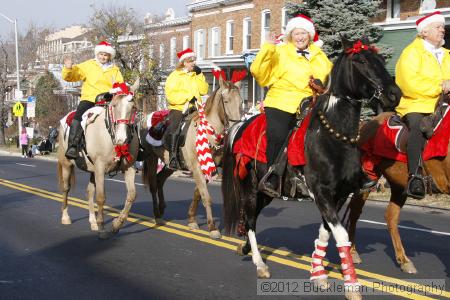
[286,0,392,61]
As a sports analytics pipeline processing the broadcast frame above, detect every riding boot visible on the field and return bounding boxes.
[406,168,426,200]
[168,133,181,170]
[65,119,82,159]
[258,166,282,198]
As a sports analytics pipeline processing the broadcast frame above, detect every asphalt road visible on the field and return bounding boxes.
[0,154,449,300]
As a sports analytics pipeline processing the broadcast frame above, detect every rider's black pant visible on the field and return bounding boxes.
[265,107,296,167]
[166,109,183,135]
[74,100,95,121]
[403,112,429,174]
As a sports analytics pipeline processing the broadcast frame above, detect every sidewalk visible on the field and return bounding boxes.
[1,146,448,210]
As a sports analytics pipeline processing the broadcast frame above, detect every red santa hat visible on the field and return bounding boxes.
[110,82,133,95]
[177,48,196,62]
[285,14,323,48]
[95,41,116,59]
[416,11,445,32]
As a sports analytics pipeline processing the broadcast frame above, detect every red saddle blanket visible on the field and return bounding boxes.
[232,113,310,179]
[361,108,450,163]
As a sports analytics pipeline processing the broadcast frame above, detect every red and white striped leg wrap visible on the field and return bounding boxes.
[310,239,328,280]
[337,242,360,288]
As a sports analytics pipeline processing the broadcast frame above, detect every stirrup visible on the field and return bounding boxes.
[258,168,281,198]
[65,146,78,159]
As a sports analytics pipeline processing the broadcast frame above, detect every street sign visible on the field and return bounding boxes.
[27,96,36,103]
[13,101,24,117]
[27,96,36,118]
[14,90,23,100]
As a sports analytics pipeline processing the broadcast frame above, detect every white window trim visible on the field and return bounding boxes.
[195,29,205,60]
[211,27,220,57]
[159,43,164,68]
[243,17,252,51]
[261,9,271,45]
[183,35,190,50]
[386,0,401,21]
[226,20,235,55]
[170,37,177,67]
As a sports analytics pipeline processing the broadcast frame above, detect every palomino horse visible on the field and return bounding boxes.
[141,76,243,239]
[344,112,450,274]
[57,80,140,239]
[222,38,401,299]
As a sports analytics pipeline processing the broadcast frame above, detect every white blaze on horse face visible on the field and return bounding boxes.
[114,95,134,145]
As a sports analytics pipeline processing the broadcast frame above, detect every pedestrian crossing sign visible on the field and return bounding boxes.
[13,101,24,117]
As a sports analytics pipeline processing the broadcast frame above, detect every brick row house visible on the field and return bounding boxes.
[145,0,302,110]
[373,0,450,75]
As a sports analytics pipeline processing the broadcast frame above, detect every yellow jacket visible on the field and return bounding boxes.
[250,42,333,114]
[395,38,450,116]
[62,59,124,103]
[165,69,209,111]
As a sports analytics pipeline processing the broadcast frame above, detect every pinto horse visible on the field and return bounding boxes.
[222,38,401,299]
[141,76,243,239]
[57,80,140,239]
[344,112,450,274]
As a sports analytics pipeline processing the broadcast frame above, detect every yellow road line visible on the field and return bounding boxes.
[0,178,447,299]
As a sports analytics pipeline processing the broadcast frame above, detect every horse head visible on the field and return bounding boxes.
[206,70,245,131]
[110,79,139,145]
[332,36,401,111]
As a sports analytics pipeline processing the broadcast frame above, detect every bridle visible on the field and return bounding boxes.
[106,95,137,143]
[218,86,241,130]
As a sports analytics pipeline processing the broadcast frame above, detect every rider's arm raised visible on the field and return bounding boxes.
[250,43,279,87]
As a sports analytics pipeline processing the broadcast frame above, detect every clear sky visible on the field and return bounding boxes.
[0,0,189,40]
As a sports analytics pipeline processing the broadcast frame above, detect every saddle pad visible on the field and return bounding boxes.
[60,107,105,134]
[232,113,310,179]
[366,107,450,162]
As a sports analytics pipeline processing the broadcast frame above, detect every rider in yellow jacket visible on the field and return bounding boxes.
[251,14,332,197]
[395,11,450,199]
[62,41,124,159]
[164,48,209,169]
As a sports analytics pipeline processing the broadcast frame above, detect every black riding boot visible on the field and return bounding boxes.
[168,133,181,170]
[65,119,82,159]
[360,172,378,192]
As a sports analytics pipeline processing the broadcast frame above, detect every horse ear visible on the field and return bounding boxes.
[219,76,225,89]
[340,34,352,50]
[234,81,242,89]
[130,79,140,93]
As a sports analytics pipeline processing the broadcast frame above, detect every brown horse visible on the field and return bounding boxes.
[345,112,450,274]
[57,80,140,239]
[141,77,243,239]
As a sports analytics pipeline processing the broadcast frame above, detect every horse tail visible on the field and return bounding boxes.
[222,132,242,236]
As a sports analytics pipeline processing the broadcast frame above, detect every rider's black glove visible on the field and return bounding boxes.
[189,97,197,104]
[193,65,202,75]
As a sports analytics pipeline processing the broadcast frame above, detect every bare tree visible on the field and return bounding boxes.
[0,41,15,145]
[87,4,164,114]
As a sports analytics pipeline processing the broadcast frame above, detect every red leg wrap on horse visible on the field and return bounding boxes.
[337,242,359,286]
[310,239,328,280]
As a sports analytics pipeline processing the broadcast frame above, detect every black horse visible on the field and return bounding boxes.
[222,37,401,300]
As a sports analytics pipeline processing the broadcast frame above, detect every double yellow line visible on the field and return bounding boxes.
[0,178,448,299]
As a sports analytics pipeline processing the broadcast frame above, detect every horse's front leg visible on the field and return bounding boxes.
[310,223,331,289]
[386,187,417,274]
[316,195,362,300]
[87,173,98,231]
[187,187,201,230]
[112,166,137,233]
[191,169,221,239]
[60,162,73,225]
[94,164,108,239]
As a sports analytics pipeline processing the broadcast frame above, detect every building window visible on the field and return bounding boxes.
[261,10,271,44]
[226,20,235,54]
[281,7,289,33]
[210,27,220,57]
[183,35,190,49]
[195,29,205,60]
[243,18,252,51]
[387,0,401,19]
[159,43,164,68]
[170,37,177,66]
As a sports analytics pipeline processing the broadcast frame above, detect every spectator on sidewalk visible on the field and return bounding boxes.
[20,128,28,158]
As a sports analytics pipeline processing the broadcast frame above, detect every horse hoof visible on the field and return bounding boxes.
[98,231,111,240]
[155,218,165,225]
[312,278,329,289]
[257,266,271,279]
[351,250,362,264]
[112,218,123,232]
[61,218,72,225]
[90,223,99,231]
[188,222,200,230]
[345,290,362,300]
[209,230,222,239]
[236,243,246,256]
[400,261,418,274]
